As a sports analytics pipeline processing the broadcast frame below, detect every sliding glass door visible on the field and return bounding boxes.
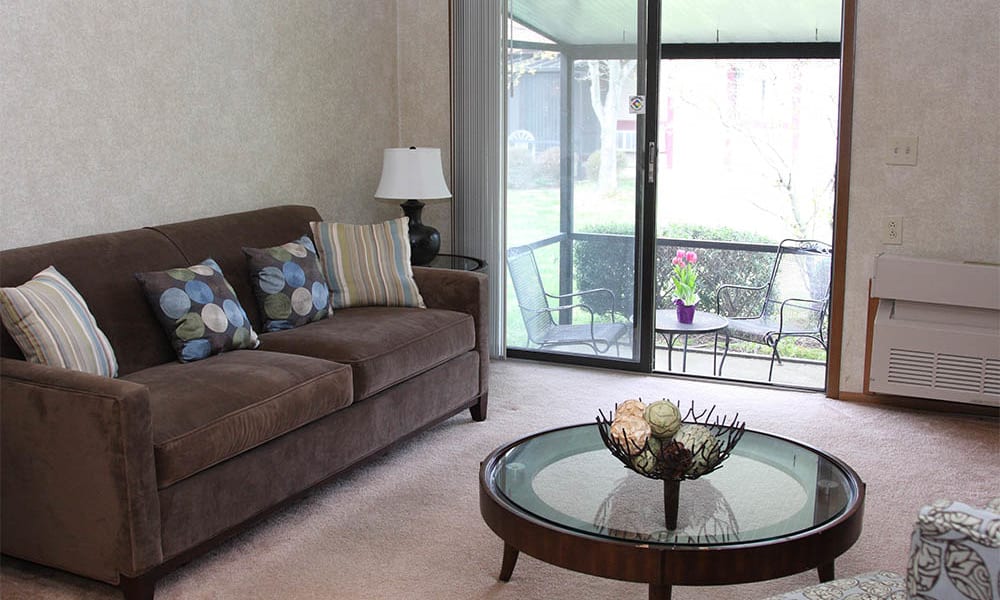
[502,0,843,389]
[504,0,658,367]
[652,57,840,387]
[650,1,842,388]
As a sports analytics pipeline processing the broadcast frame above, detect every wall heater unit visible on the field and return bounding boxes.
[870,254,999,406]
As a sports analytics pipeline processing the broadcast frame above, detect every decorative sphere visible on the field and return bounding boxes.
[631,448,659,475]
[673,424,720,476]
[646,435,662,457]
[643,400,682,438]
[610,415,651,456]
[615,398,647,420]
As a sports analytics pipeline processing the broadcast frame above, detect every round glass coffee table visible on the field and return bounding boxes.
[479,423,865,599]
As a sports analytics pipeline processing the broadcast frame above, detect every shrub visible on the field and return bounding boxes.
[573,223,776,318]
[507,145,535,189]
[533,147,562,187]
[584,149,629,182]
[585,150,601,182]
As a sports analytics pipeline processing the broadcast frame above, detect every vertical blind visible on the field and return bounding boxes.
[452,0,507,357]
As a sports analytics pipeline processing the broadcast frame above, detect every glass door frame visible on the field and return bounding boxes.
[504,0,662,372]
[503,0,857,396]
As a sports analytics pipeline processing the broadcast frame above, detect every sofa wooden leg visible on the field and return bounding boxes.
[470,393,488,421]
[119,574,156,600]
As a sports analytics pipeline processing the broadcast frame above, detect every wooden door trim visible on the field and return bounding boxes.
[826,0,857,398]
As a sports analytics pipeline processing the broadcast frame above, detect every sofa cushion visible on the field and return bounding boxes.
[0,266,119,377]
[0,228,189,375]
[260,306,474,400]
[123,350,352,488]
[135,258,260,363]
[244,236,331,332]
[310,218,425,309]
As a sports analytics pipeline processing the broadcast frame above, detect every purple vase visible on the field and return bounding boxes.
[675,299,696,324]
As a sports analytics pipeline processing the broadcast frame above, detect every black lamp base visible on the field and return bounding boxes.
[400,199,440,266]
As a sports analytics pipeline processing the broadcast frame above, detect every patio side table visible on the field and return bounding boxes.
[654,310,729,374]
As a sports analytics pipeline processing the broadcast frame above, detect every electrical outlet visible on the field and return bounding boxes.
[887,136,918,166]
[883,216,903,245]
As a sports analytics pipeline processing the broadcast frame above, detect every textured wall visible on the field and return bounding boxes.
[840,0,1000,393]
[1,1,399,250]
[388,0,453,252]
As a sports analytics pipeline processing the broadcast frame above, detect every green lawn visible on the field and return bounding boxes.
[506,181,634,348]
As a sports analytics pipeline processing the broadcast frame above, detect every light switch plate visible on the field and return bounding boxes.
[887,136,918,166]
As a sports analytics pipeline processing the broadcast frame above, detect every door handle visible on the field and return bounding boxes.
[647,141,656,183]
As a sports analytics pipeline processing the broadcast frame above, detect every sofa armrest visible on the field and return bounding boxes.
[413,268,490,401]
[1,357,163,584]
[906,499,1000,599]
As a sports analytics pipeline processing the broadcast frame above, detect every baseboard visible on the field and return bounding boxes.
[838,391,999,417]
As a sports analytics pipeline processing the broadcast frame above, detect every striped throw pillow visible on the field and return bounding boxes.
[310,218,425,309]
[0,266,118,377]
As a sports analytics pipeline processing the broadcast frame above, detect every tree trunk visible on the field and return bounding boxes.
[586,60,636,196]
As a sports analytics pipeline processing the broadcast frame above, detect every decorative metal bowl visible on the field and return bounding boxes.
[596,400,746,482]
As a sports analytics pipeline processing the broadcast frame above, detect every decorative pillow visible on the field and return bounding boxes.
[135,258,260,363]
[0,266,119,377]
[244,235,331,332]
[310,217,425,309]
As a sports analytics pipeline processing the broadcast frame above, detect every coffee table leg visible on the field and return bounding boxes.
[649,583,672,599]
[818,561,835,582]
[499,542,519,581]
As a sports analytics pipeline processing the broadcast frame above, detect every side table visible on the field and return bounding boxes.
[654,309,729,374]
[425,253,486,272]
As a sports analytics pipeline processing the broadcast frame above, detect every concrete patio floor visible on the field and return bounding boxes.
[652,344,827,389]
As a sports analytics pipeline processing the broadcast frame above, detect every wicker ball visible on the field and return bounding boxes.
[610,415,651,456]
[615,398,647,420]
[631,448,659,475]
[643,400,682,438]
[646,435,662,457]
[673,424,720,476]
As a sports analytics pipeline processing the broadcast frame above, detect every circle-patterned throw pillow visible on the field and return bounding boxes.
[135,258,260,363]
[243,235,330,332]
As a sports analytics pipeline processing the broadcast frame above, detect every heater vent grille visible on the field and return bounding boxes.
[886,349,934,387]
[985,359,1000,396]
[887,349,998,394]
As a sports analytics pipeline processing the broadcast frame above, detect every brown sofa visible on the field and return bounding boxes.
[0,205,489,600]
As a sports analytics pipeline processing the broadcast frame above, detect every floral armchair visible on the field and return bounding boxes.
[766,498,1000,600]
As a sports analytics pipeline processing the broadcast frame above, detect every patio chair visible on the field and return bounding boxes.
[507,245,630,355]
[715,239,832,381]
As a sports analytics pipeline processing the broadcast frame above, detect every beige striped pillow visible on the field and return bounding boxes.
[310,218,425,309]
[0,266,118,377]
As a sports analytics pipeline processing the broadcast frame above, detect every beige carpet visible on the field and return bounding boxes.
[3,359,998,599]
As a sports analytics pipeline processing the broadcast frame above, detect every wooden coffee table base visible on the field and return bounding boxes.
[494,543,835,600]
[498,543,518,582]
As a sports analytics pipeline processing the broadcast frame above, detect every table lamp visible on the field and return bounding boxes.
[374,147,452,266]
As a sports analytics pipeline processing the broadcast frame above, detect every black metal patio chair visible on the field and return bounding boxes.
[507,245,631,355]
[715,239,832,381]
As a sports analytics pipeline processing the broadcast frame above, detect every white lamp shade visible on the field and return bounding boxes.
[374,147,452,200]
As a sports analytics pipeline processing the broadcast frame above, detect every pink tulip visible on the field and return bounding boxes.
[671,257,682,266]
[676,249,685,259]
[686,251,698,264]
